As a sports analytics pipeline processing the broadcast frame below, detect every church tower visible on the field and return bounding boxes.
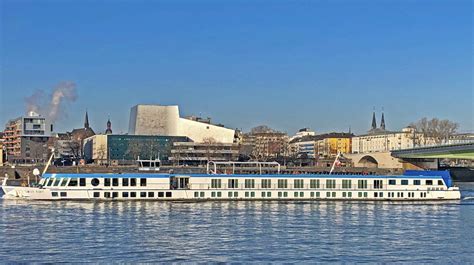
[380,112,386,131]
[371,111,377,130]
[105,117,113,135]
[84,111,90,129]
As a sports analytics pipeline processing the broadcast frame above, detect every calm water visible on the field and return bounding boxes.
[1,184,473,263]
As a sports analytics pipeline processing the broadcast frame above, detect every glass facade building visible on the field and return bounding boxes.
[107,135,191,162]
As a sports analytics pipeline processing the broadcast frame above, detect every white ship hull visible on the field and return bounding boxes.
[2,174,461,201]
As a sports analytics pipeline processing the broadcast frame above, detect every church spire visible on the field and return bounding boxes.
[371,111,377,130]
[380,112,386,130]
[84,110,90,129]
[105,116,113,134]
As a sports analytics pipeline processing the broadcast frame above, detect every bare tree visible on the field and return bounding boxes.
[126,139,143,160]
[409,117,459,145]
[96,143,107,165]
[67,139,81,160]
[202,137,220,163]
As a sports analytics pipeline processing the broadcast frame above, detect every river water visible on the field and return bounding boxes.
[1,183,473,263]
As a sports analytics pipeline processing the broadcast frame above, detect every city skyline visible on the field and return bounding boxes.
[1,0,472,134]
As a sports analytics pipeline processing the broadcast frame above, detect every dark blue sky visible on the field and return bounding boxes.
[1,0,472,135]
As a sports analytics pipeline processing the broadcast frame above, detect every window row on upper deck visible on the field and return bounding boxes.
[42,177,149,187]
[209,178,444,189]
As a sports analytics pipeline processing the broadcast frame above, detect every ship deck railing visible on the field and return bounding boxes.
[207,161,281,175]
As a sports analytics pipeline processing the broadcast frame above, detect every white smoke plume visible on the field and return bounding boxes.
[24,81,78,122]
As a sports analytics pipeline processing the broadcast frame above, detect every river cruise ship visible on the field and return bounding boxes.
[1,161,461,201]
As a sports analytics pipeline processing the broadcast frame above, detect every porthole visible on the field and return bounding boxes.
[91,178,100,187]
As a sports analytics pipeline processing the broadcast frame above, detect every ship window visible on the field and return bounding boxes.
[261,179,271,189]
[414,180,421,185]
[112,192,118,198]
[122,178,129,186]
[60,179,68,186]
[104,179,111,186]
[104,192,111,198]
[310,179,320,189]
[358,180,367,189]
[52,192,58,197]
[45,179,52,186]
[93,192,100,198]
[166,192,172,197]
[342,180,351,189]
[245,179,255,189]
[426,180,433,185]
[148,192,154,197]
[91,178,100,187]
[326,179,336,189]
[211,179,221,189]
[228,179,238,189]
[438,180,443,185]
[140,178,147,186]
[389,179,396,185]
[131,178,137,186]
[294,179,304,189]
[374,180,383,189]
[122,192,129,198]
[68,178,78,186]
[53,179,61,186]
[158,192,164,198]
[278,179,288,189]
[140,192,146,198]
[112,178,119,187]
[401,180,408,185]
[60,192,67,197]
[79,178,86,186]
[130,192,136,198]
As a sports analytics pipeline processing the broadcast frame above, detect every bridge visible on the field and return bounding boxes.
[391,143,474,160]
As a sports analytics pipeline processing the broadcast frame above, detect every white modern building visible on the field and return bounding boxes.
[128,104,236,143]
[289,128,316,142]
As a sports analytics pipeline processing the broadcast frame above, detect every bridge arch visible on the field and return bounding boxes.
[358,155,379,168]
